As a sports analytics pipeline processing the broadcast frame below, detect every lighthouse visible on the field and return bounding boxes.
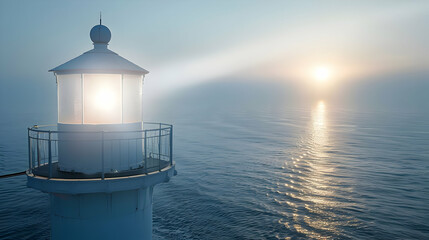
[26,22,175,240]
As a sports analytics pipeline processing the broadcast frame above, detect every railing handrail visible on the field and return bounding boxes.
[29,133,172,142]
[29,122,172,134]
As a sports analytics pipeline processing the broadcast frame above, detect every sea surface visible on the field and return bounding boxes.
[1,82,428,239]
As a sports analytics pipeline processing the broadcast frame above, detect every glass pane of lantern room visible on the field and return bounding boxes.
[57,74,82,124]
[83,74,122,124]
[123,74,143,123]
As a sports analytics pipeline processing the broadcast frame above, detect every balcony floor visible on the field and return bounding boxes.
[31,157,170,179]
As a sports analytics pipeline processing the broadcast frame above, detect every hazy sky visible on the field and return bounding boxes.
[1,0,429,111]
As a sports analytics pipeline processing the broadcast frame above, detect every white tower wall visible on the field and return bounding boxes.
[50,187,153,240]
[57,122,144,174]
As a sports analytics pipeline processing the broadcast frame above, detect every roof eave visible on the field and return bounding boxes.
[49,69,149,75]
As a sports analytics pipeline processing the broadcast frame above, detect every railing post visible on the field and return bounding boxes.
[170,125,173,166]
[144,130,147,173]
[158,123,161,171]
[101,131,105,180]
[48,131,52,179]
[36,132,40,167]
[28,128,31,174]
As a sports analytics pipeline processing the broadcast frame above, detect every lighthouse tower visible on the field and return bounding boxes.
[26,22,175,240]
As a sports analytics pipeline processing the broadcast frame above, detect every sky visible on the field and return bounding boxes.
[1,0,429,114]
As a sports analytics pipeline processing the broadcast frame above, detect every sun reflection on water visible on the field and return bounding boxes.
[312,101,328,156]
[274,101,358,239]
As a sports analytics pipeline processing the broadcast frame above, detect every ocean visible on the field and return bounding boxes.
[1,81,428,239]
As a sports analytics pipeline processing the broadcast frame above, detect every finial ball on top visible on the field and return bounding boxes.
[90,25,111,44]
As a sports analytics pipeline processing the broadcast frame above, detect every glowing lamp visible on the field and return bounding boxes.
[50,24,148,173]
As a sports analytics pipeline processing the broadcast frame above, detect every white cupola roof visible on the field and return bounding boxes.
[50,24,149,75]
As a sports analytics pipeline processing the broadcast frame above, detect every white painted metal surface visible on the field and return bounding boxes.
[57,122,143,174]
[50,188,154,240]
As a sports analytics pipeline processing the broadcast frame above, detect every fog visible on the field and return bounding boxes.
[1,0,428,119]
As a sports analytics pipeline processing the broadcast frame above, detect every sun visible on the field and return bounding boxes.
[313,66,332,83]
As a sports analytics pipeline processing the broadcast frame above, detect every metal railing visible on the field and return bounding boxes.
[28,122,173,180]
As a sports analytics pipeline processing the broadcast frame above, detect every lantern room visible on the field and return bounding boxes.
[51,24,148,125]
[49,23,149,174]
